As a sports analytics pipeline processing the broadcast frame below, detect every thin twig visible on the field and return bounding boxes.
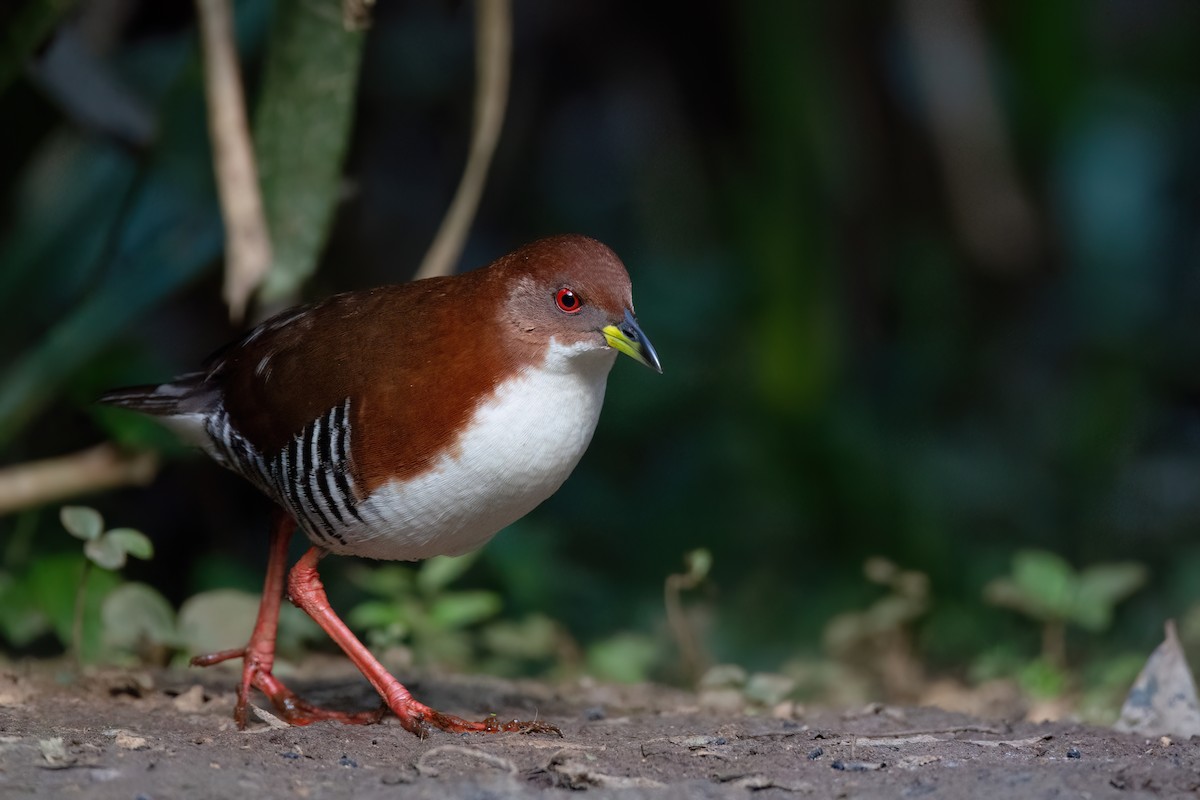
[416,745,517,778]
[664,550,711,685]
[664,572,704,685]
[195,0,273,322]
[0,443,158,516]
[414,0,511,280]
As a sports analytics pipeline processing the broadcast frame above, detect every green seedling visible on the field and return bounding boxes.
[984,549,1147,670]
[346,550,502,669]
[60,506,153,663]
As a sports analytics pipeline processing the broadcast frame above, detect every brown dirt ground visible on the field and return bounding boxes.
[1,658,1196,799]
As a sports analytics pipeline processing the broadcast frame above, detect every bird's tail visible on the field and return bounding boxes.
[98,372,215,416]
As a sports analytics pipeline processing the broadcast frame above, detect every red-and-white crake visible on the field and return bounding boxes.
[101,234,661,736]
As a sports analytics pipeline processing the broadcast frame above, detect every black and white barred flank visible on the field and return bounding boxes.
[204,399,364,547]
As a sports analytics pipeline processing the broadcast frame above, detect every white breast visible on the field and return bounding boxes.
[335,342,618,560]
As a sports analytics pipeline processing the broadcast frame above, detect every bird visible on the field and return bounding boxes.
[100,234,661,736]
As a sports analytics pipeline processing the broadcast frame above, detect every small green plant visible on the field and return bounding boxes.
[984,549,1147,670]
[345,552,575,676]
[60,506,154,663]
[346,550,504,669]
[0,507,315,666]
[585,631,663,684]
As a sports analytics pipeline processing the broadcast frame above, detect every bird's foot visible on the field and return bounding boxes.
[394,699,562,738]
[190,648,386,729]
[260,687,387,728]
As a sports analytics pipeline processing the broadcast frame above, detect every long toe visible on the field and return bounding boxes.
[252,670,387,727]
[273,695,388,727]
[398,702,562,737]
[190,648,248,667]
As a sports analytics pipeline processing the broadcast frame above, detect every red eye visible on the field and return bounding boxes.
[555,287,582,313]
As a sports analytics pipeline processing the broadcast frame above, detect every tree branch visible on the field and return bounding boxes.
[0,444,159,516]
[195,0,273,322]
[415,0,511,280]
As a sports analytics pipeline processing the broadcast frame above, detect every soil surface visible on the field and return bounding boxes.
[1,658,1196,799]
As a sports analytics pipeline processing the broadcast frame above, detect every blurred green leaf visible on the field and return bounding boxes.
[416,629,473,668]
[986,549,1078,623]
[84,537,127,570]
[27,554,85,638]
[101,581,177,653]
[60,506,103,541]
[428,590,502,630]
[347,563,413,598]
[968,644,1027,684]
[254,0,365,303]
[585,632,661,684]
[104,528,154,561]
[417,552,480,596]
[1074,563,1147,631]
[27,552,120,661]
[347,599,406,633]
[480,613,561,661]
[1012,550,1076,619]
[176,588,257,656]
[1019,657,1068,699]
[364,621,409,651]
[0,571,51,646]
[987,550,1147,634]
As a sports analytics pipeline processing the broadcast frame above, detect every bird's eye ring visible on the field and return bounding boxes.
[555,288,582,314]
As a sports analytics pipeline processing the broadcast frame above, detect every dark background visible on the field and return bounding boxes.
[3,0,1200,695]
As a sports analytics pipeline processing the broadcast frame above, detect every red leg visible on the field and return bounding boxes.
[287,546,561,738]
[190,509,384,728]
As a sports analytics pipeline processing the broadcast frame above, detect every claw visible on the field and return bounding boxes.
[478,716,563,735]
